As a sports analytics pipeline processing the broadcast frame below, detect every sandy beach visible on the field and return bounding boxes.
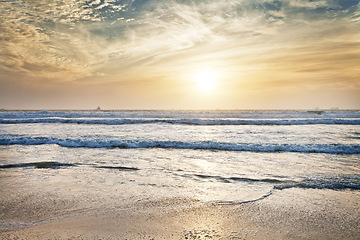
[1,110,359,239]
[1,0,360,237]
[1,187,359,240]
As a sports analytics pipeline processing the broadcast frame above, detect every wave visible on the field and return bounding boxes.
[0,161,139,171]
[1,110,359,118]
[1,136,359,154]
[0,161,75,169]
[215,175,360,205]
[192,174,285,184]
[1,118,359,125]
[189,173,360,191]
[94,165,139,171]
[275,176,360,191]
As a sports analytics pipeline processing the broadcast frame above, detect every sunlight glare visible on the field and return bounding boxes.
[193,70,219,92]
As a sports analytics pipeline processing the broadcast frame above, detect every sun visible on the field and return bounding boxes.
[193,70,219,92]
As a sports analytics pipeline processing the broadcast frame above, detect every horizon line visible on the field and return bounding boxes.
[0,108,358,112]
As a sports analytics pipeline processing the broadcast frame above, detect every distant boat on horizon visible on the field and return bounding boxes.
[96,106,101,111]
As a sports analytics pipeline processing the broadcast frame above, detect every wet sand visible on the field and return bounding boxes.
[1,188,359,240]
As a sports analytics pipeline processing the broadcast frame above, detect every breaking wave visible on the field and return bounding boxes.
[1,117,360,125]
[1,136,359,154]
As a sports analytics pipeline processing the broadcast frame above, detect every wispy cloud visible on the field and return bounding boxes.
[0,0,134,80]
[0,0,359,109]
[1,0,359,78]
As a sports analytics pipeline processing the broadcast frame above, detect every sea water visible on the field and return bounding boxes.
[0,110,359,211]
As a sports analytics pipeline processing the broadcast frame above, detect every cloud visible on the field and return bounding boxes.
[0,0,134,80]
[0,0,359,109]
[0,0,359,84]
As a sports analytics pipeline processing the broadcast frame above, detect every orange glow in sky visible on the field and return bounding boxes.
[0,0,359,110]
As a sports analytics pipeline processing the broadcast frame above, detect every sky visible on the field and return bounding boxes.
[0,0,359,110]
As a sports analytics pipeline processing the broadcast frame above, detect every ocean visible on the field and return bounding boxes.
[1,110,360,234]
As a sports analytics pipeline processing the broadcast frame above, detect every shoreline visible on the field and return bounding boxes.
[1,188,359,240]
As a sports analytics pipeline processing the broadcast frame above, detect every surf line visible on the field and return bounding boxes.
[210,190,274,206]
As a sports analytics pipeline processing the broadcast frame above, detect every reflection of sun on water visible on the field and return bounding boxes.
[192,69,219,92]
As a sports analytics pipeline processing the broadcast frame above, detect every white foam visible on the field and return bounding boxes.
[1,136,359,154]
[1,117,359,125]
